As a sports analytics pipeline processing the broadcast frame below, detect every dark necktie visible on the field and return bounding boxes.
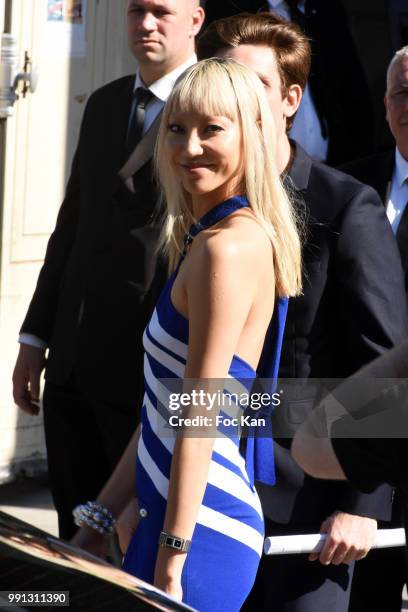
[286,0,307,32]
[125,87,154,158]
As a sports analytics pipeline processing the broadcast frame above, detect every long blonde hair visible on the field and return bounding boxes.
[155,58,302,297]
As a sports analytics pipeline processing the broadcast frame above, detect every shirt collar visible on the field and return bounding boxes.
[133,55,196,102]
[395,146,408,188]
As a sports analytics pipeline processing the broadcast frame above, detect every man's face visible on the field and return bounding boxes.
[216,44,289,142]
[386,56,408,158]
[127,0,201,77]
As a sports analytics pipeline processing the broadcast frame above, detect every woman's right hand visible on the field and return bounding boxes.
[116,498,140,554]
[70,526,109,559]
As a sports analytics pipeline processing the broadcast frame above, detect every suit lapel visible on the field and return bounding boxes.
[110,76,135,172]
[122,110,162,178]
[377,150,395,204]
[396,204,408,278]
[389,153,408,288]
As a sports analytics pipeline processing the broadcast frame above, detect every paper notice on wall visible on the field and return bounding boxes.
[44,0,87,58]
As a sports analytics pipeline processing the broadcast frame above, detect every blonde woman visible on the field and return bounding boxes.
[72,58,301,611]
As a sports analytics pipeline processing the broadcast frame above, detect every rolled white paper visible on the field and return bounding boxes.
[264,528,406,555]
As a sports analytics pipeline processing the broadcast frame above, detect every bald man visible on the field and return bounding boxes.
[12,0,205,539]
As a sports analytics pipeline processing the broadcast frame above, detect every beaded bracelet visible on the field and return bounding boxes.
[73,501,116,535]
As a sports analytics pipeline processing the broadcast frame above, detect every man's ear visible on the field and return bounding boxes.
[283,84,303,119]
[384,92,390,125]
[190,6,205,38]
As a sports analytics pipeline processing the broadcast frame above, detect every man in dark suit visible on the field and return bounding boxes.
[292,337,408,583]
[339,44,408,612]
[198,13,408,611]
[12,0,205,540]
[343,45,408,296]
[203,0,374,166]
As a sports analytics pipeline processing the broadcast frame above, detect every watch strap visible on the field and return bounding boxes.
[158,530,191,553]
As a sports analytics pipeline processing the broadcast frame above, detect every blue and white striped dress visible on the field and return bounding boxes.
[122,196,287,611]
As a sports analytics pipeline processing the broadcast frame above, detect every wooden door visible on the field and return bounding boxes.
[0,0,135,481]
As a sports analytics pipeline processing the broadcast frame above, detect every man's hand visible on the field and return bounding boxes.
[12,344,46,415]
[116,498,140,554]
[309,511,377,565]
[71,527,109,559]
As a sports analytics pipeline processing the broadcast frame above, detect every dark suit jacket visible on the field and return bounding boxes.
[203,0,374,165]
[257,144,408,526]
[342,149,408,295]
[20,76,167,405]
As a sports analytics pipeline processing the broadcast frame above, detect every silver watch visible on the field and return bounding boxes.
[158,530,191,553]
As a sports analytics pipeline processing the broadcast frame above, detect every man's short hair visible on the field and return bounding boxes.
[197,12,311,97]
[386,45,408,90]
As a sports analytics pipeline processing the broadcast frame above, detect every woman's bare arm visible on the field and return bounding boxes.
[154,232,266,590]
[71,424,140,553]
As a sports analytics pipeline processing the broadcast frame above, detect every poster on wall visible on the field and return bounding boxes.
[44,0,87,58]
[47,0,83,22]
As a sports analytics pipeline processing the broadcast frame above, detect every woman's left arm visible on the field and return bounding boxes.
[154,237,257,597]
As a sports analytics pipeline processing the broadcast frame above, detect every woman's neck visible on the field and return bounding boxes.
[191,185,243,220]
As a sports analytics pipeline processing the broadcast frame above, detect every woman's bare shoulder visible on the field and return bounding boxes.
[201,211,271,261]
[186,214,272,289]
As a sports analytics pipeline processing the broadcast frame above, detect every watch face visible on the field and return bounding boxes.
[159,532,190,552]
[166,536,181,548]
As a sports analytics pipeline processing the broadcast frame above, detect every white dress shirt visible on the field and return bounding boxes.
[19,56,196,350]
[131,55,196,134]
[387,147,408,235]
[268,0,329,161]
